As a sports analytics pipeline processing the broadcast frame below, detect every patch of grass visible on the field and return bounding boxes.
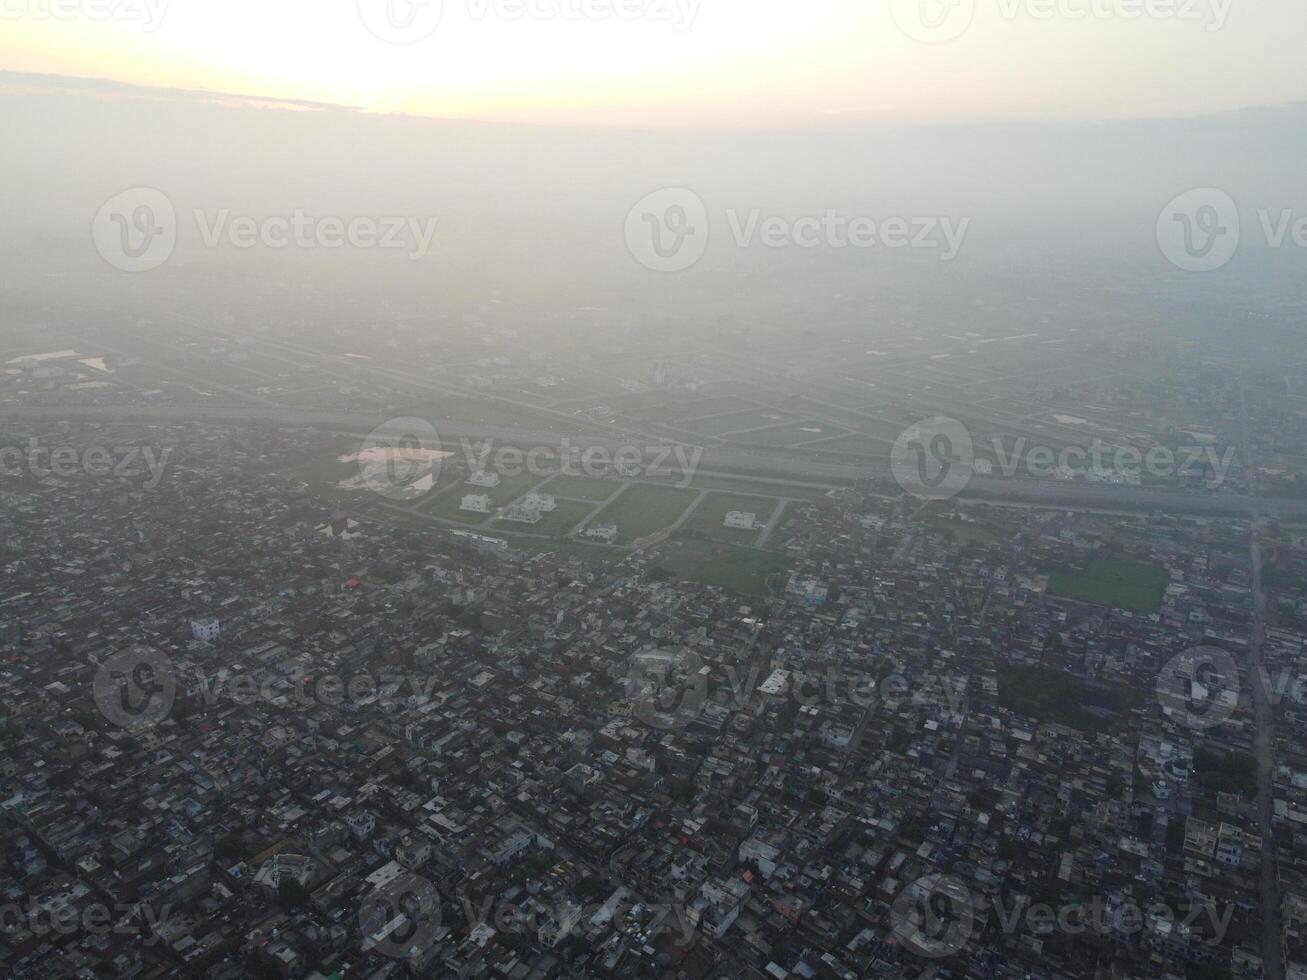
[726,421,849,447]
[802,433,892,457]
[1048,558,1169,614]
[674,409,799,436]
[688,475,834,501]
[1194,747,1258,797]
[591,484,700,544]
[653,536,791,597]
[682,492,780,546]
[640,395,754,421]
[538,473,626,502]
[997,665,1144,734]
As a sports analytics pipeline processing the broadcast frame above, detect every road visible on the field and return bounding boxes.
[1240,384,1284,980]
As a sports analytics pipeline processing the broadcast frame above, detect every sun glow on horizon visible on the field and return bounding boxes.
[3,0,1306,126]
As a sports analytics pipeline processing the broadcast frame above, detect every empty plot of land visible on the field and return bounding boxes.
[688,475,833,501]
[800,433,892,457]
[651,538,790,597]
[639,395,756,421]
[683,492,781,545]
[728,421,850,447]
[538,474,626,501]
[591,484,700,544]
[1048,558,1170,614]
[675,409,800,436]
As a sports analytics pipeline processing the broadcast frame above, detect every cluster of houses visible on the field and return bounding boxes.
[0,418,1303,979]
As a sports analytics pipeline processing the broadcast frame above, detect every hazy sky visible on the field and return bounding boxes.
[3,0,1305,126]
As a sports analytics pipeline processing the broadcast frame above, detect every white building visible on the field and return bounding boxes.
[395,836,432,871]
[689,877,749,938]
[253,853,313,895]
[190,619,221,642]
[724,511,758,530]
[504,492,558,524]
[347,811,376,841]
[503,501,544,524]
[466,471,501,488]
[581,524,617,544]
[521,492,557,512]
[461,494,491,514]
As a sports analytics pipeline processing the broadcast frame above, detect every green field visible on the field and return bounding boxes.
[490,499,594,537]
[652,537,790,597]
[728,421,849,447]
[1048,558,1170,614]
[674,409,799,436]
[688,475,834,502]
[804,433,893,457]
[538,474,627,502]
[997,665,1145,734]
[683,492,779,545]
[640,395,755,421]
[591,484,700,543]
